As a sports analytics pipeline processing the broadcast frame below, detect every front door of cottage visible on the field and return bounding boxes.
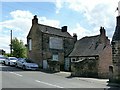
[64,58,70,71]
[43,60,48,69]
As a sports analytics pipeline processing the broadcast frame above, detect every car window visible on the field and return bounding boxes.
[25,59,34,63]
[18,58,25,61]
[9,57,18,60]
[0,57,6,59]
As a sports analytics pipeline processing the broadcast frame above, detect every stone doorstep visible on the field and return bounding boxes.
[54,71,71,77]
[78,77,108,82]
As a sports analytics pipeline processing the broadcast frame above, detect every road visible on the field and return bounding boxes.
[0,64,119,89]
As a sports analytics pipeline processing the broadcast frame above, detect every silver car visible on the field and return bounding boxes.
[0,55,8,64]
[16,58,39,70]
[5,57,18,66]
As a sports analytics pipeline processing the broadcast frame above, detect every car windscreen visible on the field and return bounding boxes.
[25,59,34,63]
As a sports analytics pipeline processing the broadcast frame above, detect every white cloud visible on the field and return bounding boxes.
[54,0,119,39]
[55,0,63,14]
[1,0,56,2]
[38,17,60,28]
[0,10,60,53]
[69,23,99,39]
[0,35,10,53]
[10,10,33,19]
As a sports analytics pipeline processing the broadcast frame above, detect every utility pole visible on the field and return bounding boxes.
[10,30,12,55]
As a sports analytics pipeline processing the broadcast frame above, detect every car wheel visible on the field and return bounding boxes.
[3,61,5,65]
[4,62,6,65]
[22,65,26,70]
[15,63,18,68]
[8,62,10,66]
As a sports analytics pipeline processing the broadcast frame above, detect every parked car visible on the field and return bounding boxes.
[0,55,8,64]
[16,58,39,70]
[5,57,18,66]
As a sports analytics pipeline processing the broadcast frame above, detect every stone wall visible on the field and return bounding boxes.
[27,24,43,67]
[27,25,74,70]
[27,16,75,71]
[42,33,74,71]
[71,58,98,78]
[110,41,120,83]
[64,38,74,56]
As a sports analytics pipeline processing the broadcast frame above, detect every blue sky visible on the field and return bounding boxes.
[0,0,119,53]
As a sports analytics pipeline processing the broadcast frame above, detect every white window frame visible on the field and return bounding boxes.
[29,39,32,51]
[52,54,59,61]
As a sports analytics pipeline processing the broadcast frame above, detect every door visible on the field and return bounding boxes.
[43,60,48,69]
[64,58,70,71]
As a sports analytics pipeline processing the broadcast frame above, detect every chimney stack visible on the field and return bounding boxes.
[100,26,106,36]
[73,33,77,43]
[61,26,67,32]
[100,26,106,44]
[32,15,38,25]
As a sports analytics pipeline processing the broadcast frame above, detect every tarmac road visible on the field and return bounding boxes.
[1,64,119,89]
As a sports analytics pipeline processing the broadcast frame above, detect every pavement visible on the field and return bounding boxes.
[54,71,120,88]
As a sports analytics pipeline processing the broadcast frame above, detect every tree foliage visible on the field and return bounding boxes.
[12,37,27,58]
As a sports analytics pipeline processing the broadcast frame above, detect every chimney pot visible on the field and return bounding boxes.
[61,26,67,32]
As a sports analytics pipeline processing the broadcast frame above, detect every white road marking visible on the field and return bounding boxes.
[35,80,64,88]
[9,72,23,77]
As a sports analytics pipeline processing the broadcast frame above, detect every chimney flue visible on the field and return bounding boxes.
[32,15,38,25]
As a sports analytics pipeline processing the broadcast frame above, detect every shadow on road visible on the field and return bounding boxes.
[39,69,60,74]
[107,81,120,89]
[0,64,62,74]
[0,64,39,72]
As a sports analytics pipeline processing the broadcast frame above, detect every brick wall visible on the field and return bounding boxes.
[98,45,112,78]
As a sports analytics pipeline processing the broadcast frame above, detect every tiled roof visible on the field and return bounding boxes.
[38,24,73,38]
[69,35,106,57]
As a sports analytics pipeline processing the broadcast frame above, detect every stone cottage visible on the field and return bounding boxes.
[69,27,112,78]
[27,15,75,71]
[109,3,120,83]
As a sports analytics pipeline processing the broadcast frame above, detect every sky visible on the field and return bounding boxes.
[0,0,119,53]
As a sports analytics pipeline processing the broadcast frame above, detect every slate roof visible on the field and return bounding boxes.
[112,16,120,41]
[38,24,73,38]
[69,35,106,57]
[112,26,120,41]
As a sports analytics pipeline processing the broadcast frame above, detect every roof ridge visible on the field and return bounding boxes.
[38,24,61,30]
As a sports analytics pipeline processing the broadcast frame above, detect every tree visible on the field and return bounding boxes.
[12,37,27,58]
